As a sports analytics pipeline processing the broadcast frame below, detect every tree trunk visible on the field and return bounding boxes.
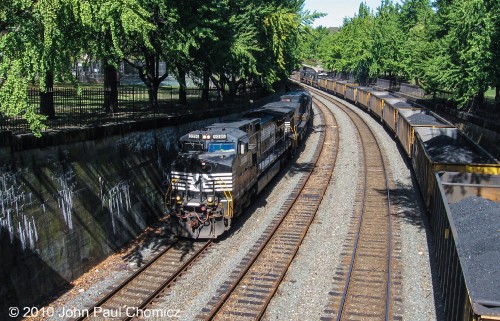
[477,91,485,108]
[132,50,168,112]
[176,64,187,105]
[103,63,119,113]
[471,91,486,111]
[226,76,237,100]
[227,76,246,100]
[495,85,500,109]
[201,70,210,103]
[40,71,55,118]
[148,82,160,112]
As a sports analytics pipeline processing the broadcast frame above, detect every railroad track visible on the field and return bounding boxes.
[310,89,398,321]
[196,99,339,320]
[73,239,212,321]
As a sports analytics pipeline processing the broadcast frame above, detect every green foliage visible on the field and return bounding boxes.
[0,0,311,135]
[318,3,376,83]
[398,0,434,83]
[300,0,500,109]
[92,0,154,61]
[260,2,303,84]
[371,1,406,77]
[422,0,498,107]
[0,0,79,136]
[185,0,307,93]
[299,26,331,64]
[488,0,500,101]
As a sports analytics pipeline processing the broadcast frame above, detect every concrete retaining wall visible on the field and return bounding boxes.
[0,98,276,313]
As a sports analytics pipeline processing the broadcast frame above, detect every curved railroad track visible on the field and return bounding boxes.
[309,88,398,321]
[74,239,212,321]
[194,97,339,320]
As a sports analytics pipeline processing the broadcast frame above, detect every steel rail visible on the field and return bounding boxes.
[309,86,394,321]
[124,240,212,321]
[201,98,338,320]
[74,239,180,321]
[75,238,212,321]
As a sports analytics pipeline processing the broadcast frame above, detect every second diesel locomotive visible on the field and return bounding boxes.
[165,90,312,238]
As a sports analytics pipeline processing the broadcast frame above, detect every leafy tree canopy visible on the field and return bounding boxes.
[302,0,500,108]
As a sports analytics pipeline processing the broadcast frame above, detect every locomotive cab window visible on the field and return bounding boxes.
[208,142,235,153]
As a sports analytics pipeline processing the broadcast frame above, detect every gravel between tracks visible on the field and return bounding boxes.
[151,105,324,320]
[263,97,358,320]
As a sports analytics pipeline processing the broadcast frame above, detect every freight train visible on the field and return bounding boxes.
[299,72,500,321]
[164,90,312,239]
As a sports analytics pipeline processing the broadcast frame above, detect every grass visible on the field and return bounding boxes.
[485,87,496,99]
[50,82,181,89]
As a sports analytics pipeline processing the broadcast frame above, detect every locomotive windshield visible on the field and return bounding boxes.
[182,142,204,152]
[208,142,235,153]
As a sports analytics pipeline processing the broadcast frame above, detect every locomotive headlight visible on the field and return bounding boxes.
[175,195,183,204]
[207,196,214,205]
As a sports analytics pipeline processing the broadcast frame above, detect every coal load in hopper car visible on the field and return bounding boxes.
[431,172,500,321]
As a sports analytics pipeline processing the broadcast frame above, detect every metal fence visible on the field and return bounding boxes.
[0,86,264,134]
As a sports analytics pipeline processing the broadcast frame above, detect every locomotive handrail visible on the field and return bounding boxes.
[218,178,234,218]
[165,178,179,209]
[291,125,298,140]
[164,183,173,209]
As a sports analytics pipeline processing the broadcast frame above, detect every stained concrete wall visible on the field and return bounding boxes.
[0,96,280,314]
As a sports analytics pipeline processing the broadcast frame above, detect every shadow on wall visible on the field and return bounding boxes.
[0,130,171,314]
[0,230,70,319]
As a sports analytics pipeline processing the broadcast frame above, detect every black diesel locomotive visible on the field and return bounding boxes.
[165,90,312,238]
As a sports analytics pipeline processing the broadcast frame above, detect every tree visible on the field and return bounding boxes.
[299,26,331,65]
[114,0,179,112]
[422,0,495,108]
[486,0,500,104]
[163,0,201,105]
[320,3,375,83]
[398,0,434,84]
[371,0,406,79]
[183,0,306,102]
[1,0,311,136]
[89,0,154,112]
[257,0,304,86]
[0,0,85,135]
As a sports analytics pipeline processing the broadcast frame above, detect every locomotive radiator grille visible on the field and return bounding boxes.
[170,171,233,192]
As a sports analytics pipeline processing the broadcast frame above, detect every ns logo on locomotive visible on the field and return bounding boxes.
[164,90,312,238]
